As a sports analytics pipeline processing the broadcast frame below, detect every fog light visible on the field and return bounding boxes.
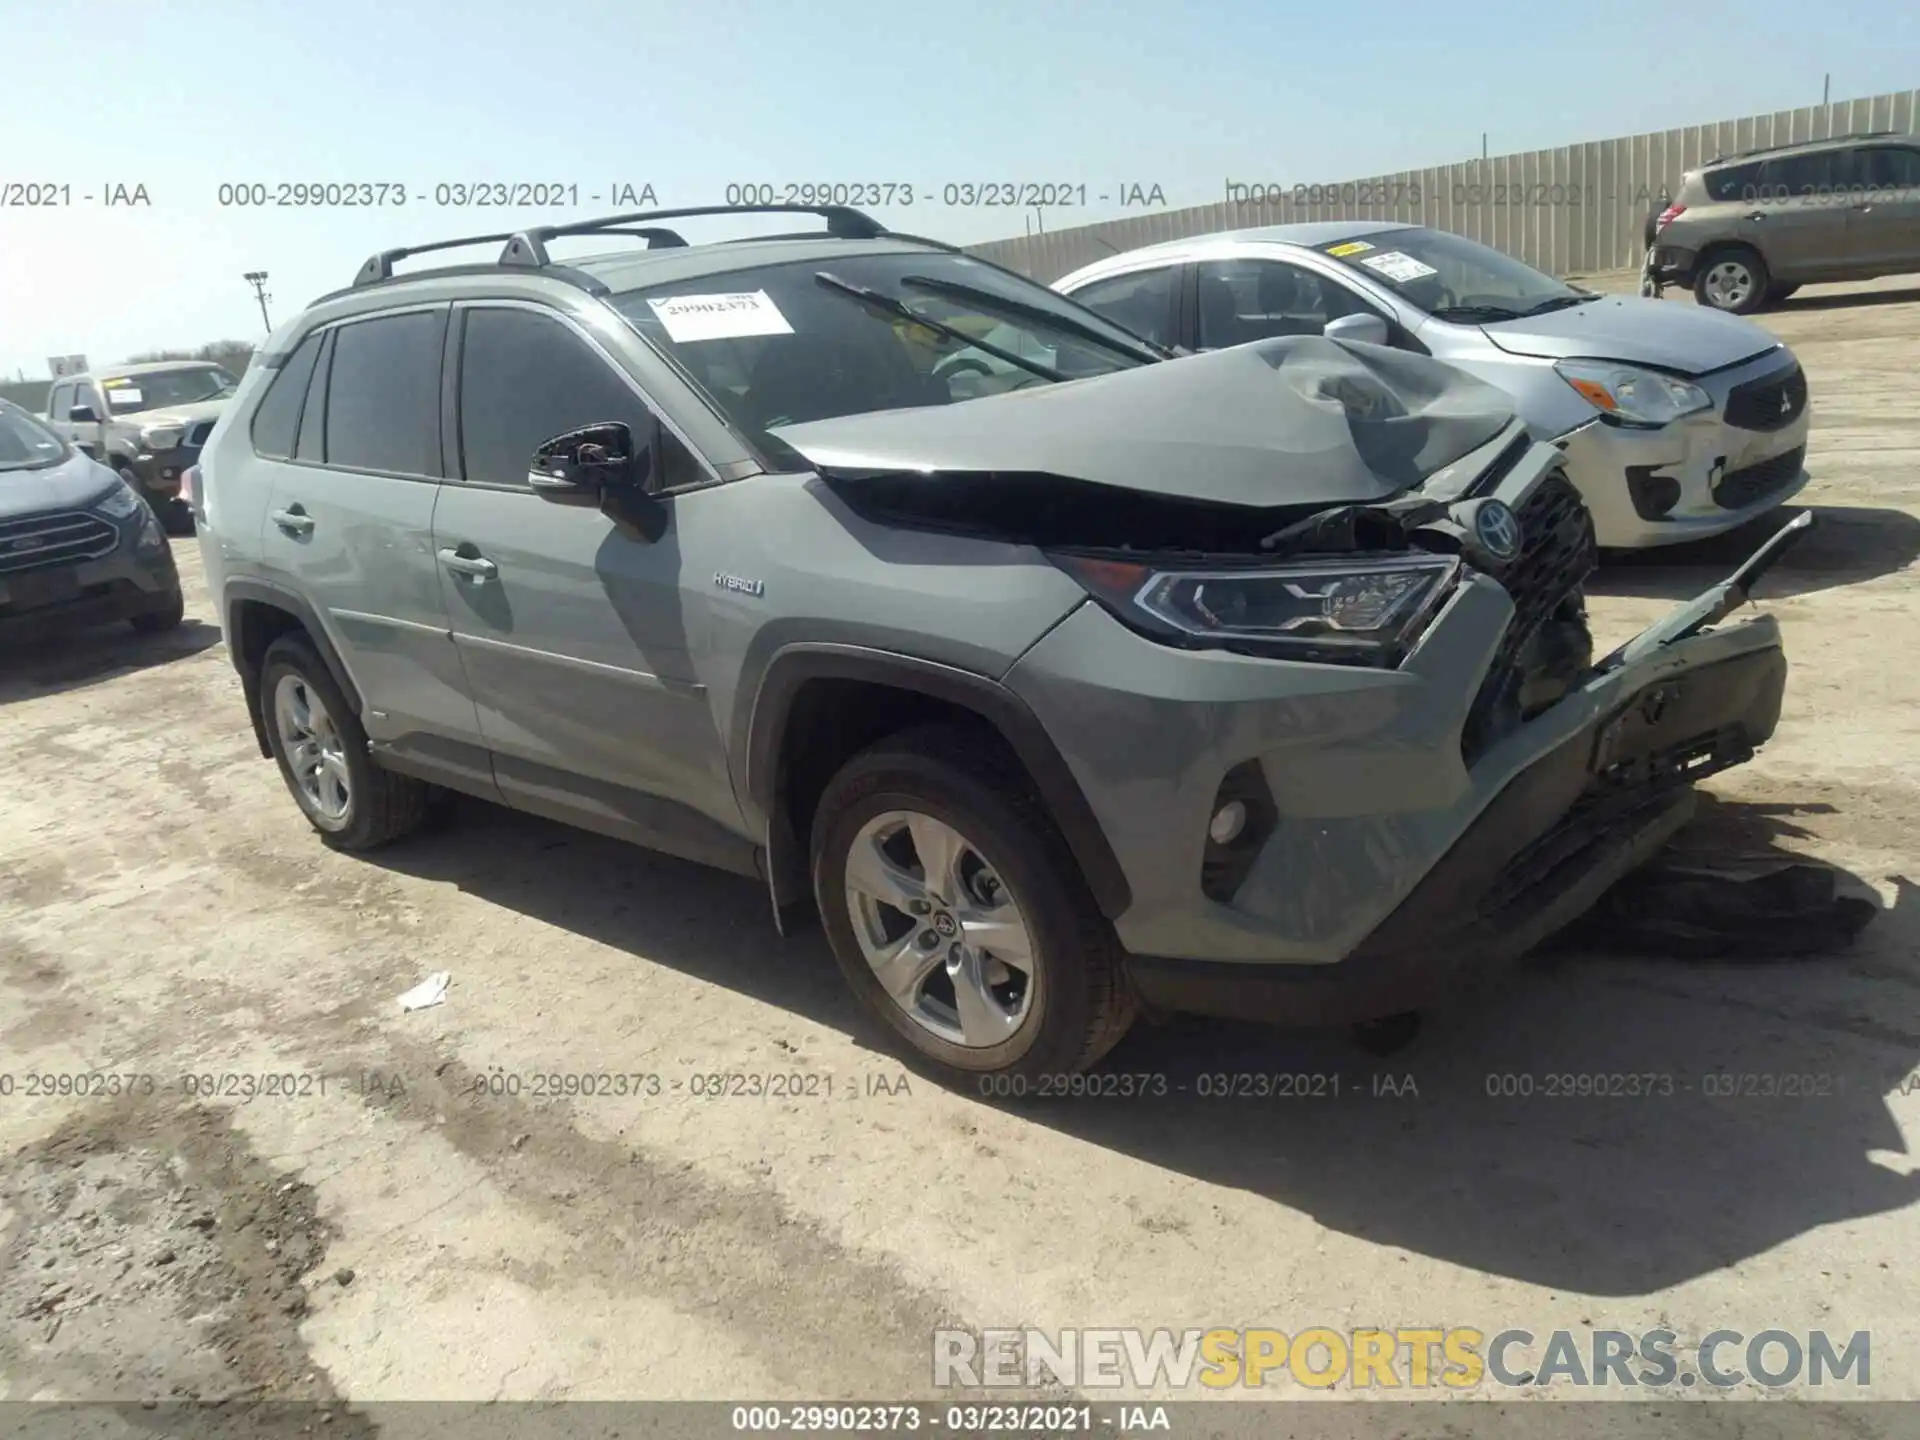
[1208,801,1248,846]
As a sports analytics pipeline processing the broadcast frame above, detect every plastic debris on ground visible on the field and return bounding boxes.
[397,971,451,1012]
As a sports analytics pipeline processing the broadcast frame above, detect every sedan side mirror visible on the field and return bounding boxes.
[1323,313,1391,347]
[69,405,99,423]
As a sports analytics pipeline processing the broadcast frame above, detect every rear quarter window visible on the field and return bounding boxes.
[1703,163,1762,201]
[249,330,325,460]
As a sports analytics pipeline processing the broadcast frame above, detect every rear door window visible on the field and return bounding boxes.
[322,309,446,476]
[1759,151,1839,196]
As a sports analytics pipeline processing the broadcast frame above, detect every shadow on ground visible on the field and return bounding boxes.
[1771,281,1920,314]
[1590,503,1920,602]
[0,619,221,706]
[368,790,1919,1298]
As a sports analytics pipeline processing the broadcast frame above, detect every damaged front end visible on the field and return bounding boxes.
[772,336,1803,1025]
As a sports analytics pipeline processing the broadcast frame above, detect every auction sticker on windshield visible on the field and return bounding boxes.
[105,387,143,407]
[646,290,795,343]
[1359,251,1438,283]
[1326,241,1374,257]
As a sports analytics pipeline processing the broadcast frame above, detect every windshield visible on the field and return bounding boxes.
[608,251,1158,469]
[0,403,71,471]
[99,367,240,413]
[1314,228,1586,321]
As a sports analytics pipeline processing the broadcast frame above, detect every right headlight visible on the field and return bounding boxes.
[1051,552,1462,666]
[1554,358,1712,427]
[92,481,145,519]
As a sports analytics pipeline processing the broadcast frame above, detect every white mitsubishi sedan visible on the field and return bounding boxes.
[1055,221,1811,549]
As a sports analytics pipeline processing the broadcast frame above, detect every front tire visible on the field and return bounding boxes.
[129,585,185,634]
[811,724,1135,1085]
[1694,247,1770,314]
[259,633,427,851]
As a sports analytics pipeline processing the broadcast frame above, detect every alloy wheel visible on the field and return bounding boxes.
[1703,259,1756,310]
[272,673,352,829]
[843,810,1038,1048]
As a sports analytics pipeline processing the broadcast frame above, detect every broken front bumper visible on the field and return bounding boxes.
[1005,516,1807,1029]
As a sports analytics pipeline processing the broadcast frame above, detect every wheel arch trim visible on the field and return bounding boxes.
[223,578,364,758]
[740,643,1132,920]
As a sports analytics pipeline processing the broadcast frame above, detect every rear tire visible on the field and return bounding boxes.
[811,723,1136,1086]
[259,633,427,852]
[1694,247,1770,314]
[129,585,185,634]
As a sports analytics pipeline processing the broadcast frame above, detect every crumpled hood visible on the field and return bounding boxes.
[0,449,119,520]
[1481,295,1781,372]
[770,335,1518,508]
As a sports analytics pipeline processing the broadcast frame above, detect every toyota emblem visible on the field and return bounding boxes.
[1474,500,1523,563]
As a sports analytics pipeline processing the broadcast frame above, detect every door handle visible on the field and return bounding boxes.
[437,548,498,581]
[270,506,315,536]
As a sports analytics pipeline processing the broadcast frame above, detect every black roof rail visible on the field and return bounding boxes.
[591,226,689,247]
[1708,128,1905,164]
[351,230,526,288]
[498,204,887,268]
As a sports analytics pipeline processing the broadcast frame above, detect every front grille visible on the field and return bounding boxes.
[1713,445,1805,510]
[0,510,120,576]
[185,421,216,447]
[1723,364,1807,432]
[1461,471,1597,762]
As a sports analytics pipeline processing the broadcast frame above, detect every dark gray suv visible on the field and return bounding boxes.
[193,206,1805,1083]
[0,400,185,642]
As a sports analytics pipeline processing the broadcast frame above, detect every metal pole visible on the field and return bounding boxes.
[1822,73,1830,107]
[243,272,273,334]
[1482,133,1488,162]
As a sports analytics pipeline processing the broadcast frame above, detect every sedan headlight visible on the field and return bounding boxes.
[1554,358,1712,427]
[1052,552,1462,666]
[140,423,185,450]
[93,482,145,519]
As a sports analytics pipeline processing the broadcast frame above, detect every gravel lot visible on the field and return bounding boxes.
[3,275,1918,1425]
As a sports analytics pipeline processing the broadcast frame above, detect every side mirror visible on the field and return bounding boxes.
[528,422,649,506]
[1323,313,1391,347]
[69,405,98,423]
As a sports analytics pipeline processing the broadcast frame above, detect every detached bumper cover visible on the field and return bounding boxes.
[1012,515,1804,1028]
[1129,641,1784,1026]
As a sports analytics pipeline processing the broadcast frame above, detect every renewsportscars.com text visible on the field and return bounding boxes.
[933,1326,1871,1391]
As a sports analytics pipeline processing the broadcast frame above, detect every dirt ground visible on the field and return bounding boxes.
[3,273,1919,1427]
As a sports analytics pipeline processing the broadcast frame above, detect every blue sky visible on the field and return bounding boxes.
[2,0,1914,378]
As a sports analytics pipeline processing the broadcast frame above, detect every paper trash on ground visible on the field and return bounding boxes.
[397,971,451,1012]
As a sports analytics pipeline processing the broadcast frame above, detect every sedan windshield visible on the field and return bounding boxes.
[99,367,239,413]
[1315,228,1591,322]
[608,251,1159,468]
[0,404,70,472]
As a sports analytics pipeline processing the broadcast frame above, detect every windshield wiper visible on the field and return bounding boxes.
[897,273,1171,362]
[1428,303,1527,322]
[1518,294,1600,317]
[813,272,1067,384]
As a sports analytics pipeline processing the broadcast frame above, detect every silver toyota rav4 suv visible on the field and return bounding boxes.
[192,205,1805,1084]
